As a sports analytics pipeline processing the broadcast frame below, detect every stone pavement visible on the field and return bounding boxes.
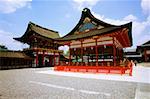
[0,67,149,99]
[135,83,150,99]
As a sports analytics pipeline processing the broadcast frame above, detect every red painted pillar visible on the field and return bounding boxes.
[42,51,45,66]
[81,40,83,65]
[58,52,60,65]
[102,46,104,66]
[144,48,147,62]
[54,52,55,66]
[69,45,71,65]
[36,51,38,66]
[95,39,98,66]
[113,37,116,66]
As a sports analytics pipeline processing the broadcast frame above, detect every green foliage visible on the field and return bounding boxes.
[0,44,8,51]
[64,50,69,56]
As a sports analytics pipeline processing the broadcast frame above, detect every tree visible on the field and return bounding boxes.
[0,44,8,51]
[64,50,69,56]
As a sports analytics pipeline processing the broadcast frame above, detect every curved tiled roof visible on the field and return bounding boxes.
[29,22,60,39]
[14,8,132,47]
[55,8,132,46]
[14,22,60,42]
[56,27,120,41]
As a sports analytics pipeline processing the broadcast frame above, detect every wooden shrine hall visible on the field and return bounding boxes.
[54,8,133,75]
[14,8,133,75]
[14,22,63,67]
[137,40,150,62]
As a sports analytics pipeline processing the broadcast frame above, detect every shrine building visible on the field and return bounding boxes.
[137,40,150,62]
[14,22,63,67]
[14,8,133,75]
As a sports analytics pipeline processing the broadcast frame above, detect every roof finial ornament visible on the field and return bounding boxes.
[83,8,89,12]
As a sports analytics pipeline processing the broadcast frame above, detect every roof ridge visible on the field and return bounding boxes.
[83,8,115,27]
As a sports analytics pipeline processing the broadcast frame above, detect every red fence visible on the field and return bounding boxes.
[54,62,133,76]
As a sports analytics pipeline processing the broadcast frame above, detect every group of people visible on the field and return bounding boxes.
[120,58,136,67]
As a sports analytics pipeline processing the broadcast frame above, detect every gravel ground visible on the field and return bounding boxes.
[0,68,149,99]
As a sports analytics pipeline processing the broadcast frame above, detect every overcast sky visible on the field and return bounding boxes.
[0,0,150,51]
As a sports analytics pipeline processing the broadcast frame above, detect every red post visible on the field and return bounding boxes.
[87,50,89,65]
[54,52,55,66]
[42,51,45,66]
[69,45,71,65]
[113,37,116,66]
[58,52,60,65]
[95,39,98,66]
[36,51,38,66]
[129,63,133,76]
[81,40,83,65]
[102,46,104,66]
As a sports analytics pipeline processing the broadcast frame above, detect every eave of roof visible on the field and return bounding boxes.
[57,8,132,46]
[138,44,150,48]
[63,8,122,37]
[13,22,60,43]
[137,40,150,50]
[56,22,132,44]
[0,51,33,59]
[142,40,150,45]
[56,27,120,41]
[13,8,133,47]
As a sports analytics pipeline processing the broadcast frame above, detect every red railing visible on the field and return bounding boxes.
[54,62,133,76]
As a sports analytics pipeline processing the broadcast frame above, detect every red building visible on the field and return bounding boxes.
[14,8,133,75]
[137,40,150,62]
[14,22,63,67]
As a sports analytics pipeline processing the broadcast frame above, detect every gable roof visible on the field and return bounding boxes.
[56,8,132,46]
[14,22,60,43]
[63,8,116,37]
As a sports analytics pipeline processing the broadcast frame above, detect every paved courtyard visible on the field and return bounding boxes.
[0,67,149,99]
